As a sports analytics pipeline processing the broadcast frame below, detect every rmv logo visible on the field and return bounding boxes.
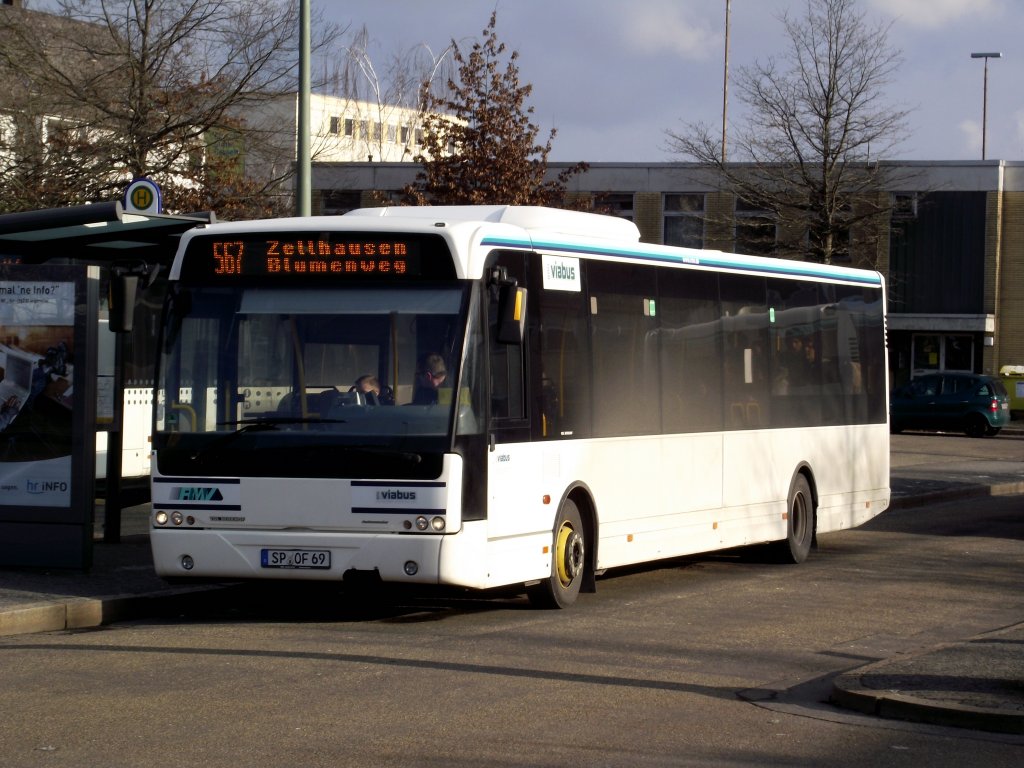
[174,487,224,501]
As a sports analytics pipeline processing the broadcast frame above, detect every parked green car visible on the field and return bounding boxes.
[890,372,1011,437]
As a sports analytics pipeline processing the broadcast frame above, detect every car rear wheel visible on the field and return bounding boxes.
[964,414,989,438]
[772,474,815,564]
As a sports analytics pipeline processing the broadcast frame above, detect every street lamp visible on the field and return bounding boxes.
[970,52,1001,160]
[721,0,731,164]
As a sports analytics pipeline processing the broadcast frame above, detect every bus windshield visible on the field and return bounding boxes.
[154,283,474,478]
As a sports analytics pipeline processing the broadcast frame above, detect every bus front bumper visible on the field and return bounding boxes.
[150,528,446,584]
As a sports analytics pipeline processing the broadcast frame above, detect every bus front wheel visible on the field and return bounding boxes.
[774,474,815,564]
[527,499,585,609]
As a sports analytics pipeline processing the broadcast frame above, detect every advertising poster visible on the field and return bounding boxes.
[0,264,96,570]
[0,278,76,506]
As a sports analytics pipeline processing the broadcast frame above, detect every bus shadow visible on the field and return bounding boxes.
[157,580,533,626]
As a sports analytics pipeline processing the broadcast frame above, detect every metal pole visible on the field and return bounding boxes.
[296,0,311,215]
[722,0,731,164]
[970,52,1001,161]
[982,58,989,160]
[103,330,124,543]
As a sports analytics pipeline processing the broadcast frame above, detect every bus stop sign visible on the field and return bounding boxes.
[125,178,161,215]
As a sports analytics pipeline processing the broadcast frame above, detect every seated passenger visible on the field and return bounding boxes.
[353,374,394,405]
[411,354,446,405]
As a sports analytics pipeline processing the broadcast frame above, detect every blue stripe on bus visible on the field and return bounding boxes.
[351,507,445,515]
[153,503,243,511]
[479,236,883,286]
[351,481,445,487]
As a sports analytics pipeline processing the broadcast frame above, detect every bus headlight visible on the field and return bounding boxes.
[171,511,184,526]
[415,516,429,531]
[430,516,446,532]
[155,511,168,526]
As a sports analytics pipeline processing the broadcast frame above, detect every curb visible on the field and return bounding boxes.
[0,586,224,638]
[831,669,1024,735]
[888,480,1024,511]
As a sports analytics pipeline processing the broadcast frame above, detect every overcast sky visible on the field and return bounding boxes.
[325,0,1023,163]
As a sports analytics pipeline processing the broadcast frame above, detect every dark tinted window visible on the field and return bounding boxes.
[534,262,591,440]
[658,269,722,432]
[588,261,660,436]
[488,251,528,422]
[720,275,769,429]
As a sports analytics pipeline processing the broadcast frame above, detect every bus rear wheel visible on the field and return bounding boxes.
[774,474,815,564]
[527,499,585,609]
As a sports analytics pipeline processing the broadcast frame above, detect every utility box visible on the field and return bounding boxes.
[1000,365,1024,418]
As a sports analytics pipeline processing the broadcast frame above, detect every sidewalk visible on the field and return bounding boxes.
[0,432,1022,735]
[830,621,1024,735]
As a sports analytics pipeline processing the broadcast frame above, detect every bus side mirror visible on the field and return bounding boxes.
[108,267,139,333]
[496,283,527,345]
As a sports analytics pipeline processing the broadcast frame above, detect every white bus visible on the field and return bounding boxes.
[150,206,889,607]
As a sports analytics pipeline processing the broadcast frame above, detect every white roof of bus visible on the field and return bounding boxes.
[171,205,881,287]
[344,205,641,243]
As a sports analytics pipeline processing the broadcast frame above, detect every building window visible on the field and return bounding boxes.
[892,192,918,220]
[596,193,634,221]
[734,198,776,256]
[400,125,410,144]
[664,193,704,248]
[344,118,354,137]
[321,190,361,216]
[387,124,397,143]
[329,116,341,135]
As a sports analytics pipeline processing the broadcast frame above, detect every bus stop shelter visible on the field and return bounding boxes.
[0,202,212,566]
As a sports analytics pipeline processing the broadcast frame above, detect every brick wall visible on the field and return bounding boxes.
[998,190,1024,369]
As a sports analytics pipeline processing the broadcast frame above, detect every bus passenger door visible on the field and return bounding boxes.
[486,252,545,541]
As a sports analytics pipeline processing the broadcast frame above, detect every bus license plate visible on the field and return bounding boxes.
[261,549,331,569]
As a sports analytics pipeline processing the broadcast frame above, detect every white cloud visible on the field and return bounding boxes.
[1015,109,1024,156]
[867,0,1003,28]
[621,1,720,59]
[959,119,982,155]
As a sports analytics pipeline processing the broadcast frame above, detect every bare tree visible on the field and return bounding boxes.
[330,25,455,162]
[0,0,345,216]
[666,0,911,265]
[405,11,586,207]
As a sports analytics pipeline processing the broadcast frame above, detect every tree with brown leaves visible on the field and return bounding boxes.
[405,12,586,207]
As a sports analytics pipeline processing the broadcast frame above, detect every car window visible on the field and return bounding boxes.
[943,376,970,394]
[910,376,939,396]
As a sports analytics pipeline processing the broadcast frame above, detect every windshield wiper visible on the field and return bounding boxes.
[188,421,421,465]
[189,416,349,462]
[218,416,347,427]
[189,420,283,461]
[341,444,422,464]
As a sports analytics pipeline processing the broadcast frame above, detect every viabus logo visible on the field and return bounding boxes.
[377,489,417,501]
[27,480,68,494]
[174,486,224,502]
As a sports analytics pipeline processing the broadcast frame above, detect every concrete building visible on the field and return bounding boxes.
[312,160,1024,385]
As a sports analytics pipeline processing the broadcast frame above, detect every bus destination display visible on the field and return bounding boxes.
[181,233,456,281]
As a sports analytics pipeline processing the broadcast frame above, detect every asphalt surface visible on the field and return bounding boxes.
[1,430,1022,735]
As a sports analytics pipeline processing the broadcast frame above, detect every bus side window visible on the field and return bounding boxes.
[488,251,528,422]
[534,269,591,440]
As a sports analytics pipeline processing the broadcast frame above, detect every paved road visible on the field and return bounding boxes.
[1,491,1022,766]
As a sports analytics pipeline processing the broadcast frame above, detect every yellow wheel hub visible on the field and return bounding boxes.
[554,521,584,588]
